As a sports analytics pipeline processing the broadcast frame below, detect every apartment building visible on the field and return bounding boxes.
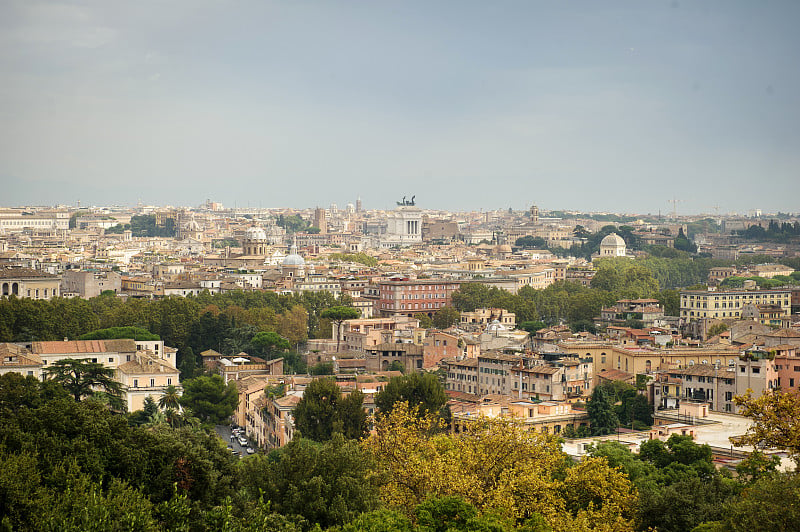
[679,288,791,322]
[377,279,462,318]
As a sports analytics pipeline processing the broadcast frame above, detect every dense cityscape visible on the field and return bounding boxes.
[1,200,799,531]
[3,0,800,530]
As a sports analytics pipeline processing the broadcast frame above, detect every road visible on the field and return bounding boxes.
[214,425,255,458]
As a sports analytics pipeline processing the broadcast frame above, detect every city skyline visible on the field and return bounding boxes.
[2,1,799,212]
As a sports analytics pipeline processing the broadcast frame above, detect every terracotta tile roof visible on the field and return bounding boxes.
[0,266,57,279]
[597,369,634,382]
[30,339,136,354]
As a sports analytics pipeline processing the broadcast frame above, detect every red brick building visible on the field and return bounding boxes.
[377,279,462,318]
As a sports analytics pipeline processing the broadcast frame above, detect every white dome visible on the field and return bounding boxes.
[245,226,267,241]
[282,243,305,266]
[601,233,626,246]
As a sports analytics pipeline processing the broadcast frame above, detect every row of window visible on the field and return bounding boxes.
[132,377,172,388]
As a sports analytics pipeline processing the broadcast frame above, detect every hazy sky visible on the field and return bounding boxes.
[2,1,798,214]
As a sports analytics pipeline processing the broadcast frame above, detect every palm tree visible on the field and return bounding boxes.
[158,384,182,411]
[45,358,122,404]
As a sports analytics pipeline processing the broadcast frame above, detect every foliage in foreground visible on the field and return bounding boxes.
[2,373,799,531]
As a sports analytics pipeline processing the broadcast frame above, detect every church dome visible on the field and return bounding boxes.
[282,243,305,266]
[184,219,201,232]
[600,233,626,247]
[245,226,267,241]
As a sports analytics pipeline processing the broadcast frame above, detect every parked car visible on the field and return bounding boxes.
[246,447,255,455]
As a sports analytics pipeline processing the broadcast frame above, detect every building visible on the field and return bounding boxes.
[240,226,269,256]
[0,266,60,299]
[662,364,737,413]
[460,308,516,328]
[0,343,43,379]
[679,288,792,323]
[451,399,589,436]
[511,358,592,401]
[599,299,665,328]
[8,339,181,412]
[365,342,424,373]
[381,203,423,248]
[377,279,462,318]
[598,233,627,257]
[313,208,327,234]
[61,270,122,298]
[336,316,420,354]
[774,345,800,393]
[476,352,520,396]
[116,350,181,411]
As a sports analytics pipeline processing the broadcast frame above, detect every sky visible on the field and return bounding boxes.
[1,0,799,214]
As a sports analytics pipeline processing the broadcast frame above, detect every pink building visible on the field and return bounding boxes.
[774,344,800,393]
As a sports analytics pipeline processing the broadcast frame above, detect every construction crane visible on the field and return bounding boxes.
[667,198,683,219]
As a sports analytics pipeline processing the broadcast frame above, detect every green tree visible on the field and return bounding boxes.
[432,306,460,329]
[251,331,290,359]
[375,372,446,419]
[293,378,367,441]
[44,358,123,406]
[586,385,618,436]
[718,472,800,531]
[179,374,237,424]
[321,306,361,352]
[79,326,160,341]
[519,320,546,334]
[157,384,181,411]
[414,313,434,329]
[239,434,380,529]
[674,227,698,253]
[515,236,547,249]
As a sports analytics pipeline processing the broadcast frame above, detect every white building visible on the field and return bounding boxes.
[381,204,423,248]
[599,233,627,257]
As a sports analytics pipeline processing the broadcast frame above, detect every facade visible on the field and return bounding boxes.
[336,316,420,354]
[476,352,520,396]
[381,205,423,248]
[460,308,516,327]
[116,350,181,411]
[240,226,269,256]
[377,279,462,317]
[6,339,180,412]
[599,233,626,257]
[365,342,424,373]
[0,343,43,379]
[663,364,737,413]
[599,299,665,328]
[1,267,61,299]
[445,357,479,394]
[679,288,792,322]
[451,399,589,436]
[775,345,800,393]
[61,270,122,298]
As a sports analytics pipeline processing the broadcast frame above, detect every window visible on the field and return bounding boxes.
[167,378,172,385]
[133,379,138,388]
[752,367,760,374]
[150,378,155,387]
[108,357,113,363]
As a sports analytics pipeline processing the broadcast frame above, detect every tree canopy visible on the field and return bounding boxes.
[293,378,368,441]
[374,372,447,419]
[179,374,237,424]
[44,358,123,408]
